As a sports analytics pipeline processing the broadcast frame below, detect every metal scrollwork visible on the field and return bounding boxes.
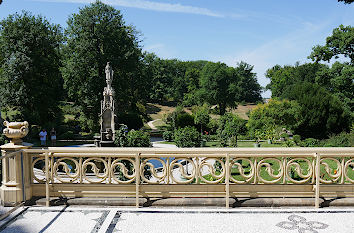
[169,158,196,184]
[140,158,166,184]
[82,158,108,183]
[199,158,225,184]
[53,158,80,183]
[229,158,255,184]
[111,158,136,184]
[32,157,47,183]
[344,159,354,183]
[257,158,283,184]
[286,158,313,184]
[319,158,341,184]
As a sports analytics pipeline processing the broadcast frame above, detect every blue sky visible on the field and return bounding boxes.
[1,0,353,97]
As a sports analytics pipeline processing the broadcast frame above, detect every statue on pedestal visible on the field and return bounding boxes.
[99,62,116,147]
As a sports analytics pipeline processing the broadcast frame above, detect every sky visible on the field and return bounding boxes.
[0,0,353,97]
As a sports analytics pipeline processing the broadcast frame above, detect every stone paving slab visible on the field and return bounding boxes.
[0,206,354,233]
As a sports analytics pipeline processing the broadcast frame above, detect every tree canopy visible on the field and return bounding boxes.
[281,82,350,139]
[309,25,353,64]
[0,11,63,126]
[61,1,143,131]
[247,99,301,139]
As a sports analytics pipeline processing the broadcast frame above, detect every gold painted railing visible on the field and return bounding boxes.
[22,147,354,208]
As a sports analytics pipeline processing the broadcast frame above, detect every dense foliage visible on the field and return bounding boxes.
[61,1,144,131]
[247,99,301,139]
[0,12,63,126]
[217,113,247,147]
[114,124,151,147]
[281,82,350,139]
[174,126,201,147]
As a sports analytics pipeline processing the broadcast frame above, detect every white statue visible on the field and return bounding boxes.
[105,62,114,91]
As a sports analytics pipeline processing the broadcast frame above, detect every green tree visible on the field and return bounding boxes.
[183,68,201,105]
[266,62,327,97]
[309,25,354,64]
[0,12,63,126]
[282,82,350,139]
[174,126,201,147]
[199,62,240,115]
[61,1,143,131]
[193,104,210,134]
[218,113,247,147]
[247,99,301,139]
[316,61,354,112]
[235,62,262,103]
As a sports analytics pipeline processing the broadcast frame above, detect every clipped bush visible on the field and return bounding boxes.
[162,130,174,142]
[174,126,201,148]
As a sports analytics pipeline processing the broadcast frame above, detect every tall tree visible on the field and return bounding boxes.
[61,1,143,131]
[0,12,63,126]
[199,62,240,115]
[282,82,350,139]
[234,62,262,103]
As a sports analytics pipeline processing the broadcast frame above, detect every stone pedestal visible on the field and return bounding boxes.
[0,142,33,206]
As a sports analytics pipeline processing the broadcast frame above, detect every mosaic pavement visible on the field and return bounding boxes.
[0,207,353,233]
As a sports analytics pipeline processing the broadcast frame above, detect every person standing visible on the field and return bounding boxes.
[39,129,47,146]
[50,128,57,146]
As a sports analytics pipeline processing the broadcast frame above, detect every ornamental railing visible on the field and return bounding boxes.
[1,147,354,208]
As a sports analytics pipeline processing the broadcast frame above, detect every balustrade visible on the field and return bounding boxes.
[19,147,354,208]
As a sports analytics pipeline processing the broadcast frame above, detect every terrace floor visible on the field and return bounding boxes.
[1,205,354,233]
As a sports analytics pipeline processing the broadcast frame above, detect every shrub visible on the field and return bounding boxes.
[322,132,354,147]
[174,126,201,148]
[114,125,151,147]
[126,130,151,147]
[299,138,322,147]
[165,107,195,130]
[162,130,174,142]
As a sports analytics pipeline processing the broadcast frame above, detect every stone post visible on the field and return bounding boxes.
[0,121,32,206]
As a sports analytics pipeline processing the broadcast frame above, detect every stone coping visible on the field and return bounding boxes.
[33,197,354,208]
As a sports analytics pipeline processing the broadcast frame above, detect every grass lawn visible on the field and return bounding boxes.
[161,140,287,148]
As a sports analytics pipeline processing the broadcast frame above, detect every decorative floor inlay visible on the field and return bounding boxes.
[276,215,329,233]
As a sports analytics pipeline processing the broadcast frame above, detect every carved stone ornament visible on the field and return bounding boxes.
[2,121,29,145]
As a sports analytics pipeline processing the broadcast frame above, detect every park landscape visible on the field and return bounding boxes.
[0,0,353,232]
[0,1,353,148]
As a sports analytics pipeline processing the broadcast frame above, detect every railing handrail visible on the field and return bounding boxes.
[23,147,354,155]
[0,149,24,160]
